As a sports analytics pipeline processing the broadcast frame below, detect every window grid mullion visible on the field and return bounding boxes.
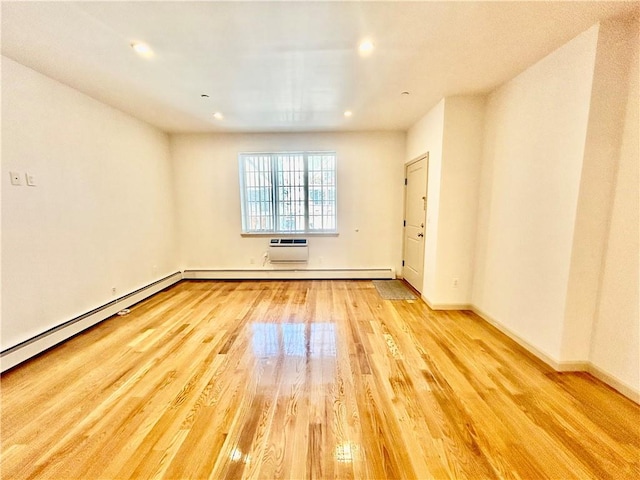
[321,154,325,230]
[240,156,248,231]
[260,156,272,230]
[271,154,278,231]
[304,153,309,231]
[251,162,257,229]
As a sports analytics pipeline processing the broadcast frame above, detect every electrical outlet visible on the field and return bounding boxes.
[9,171,22,186]
[249,257,255,264]
[452,278,459,288]
[111,287,117,296]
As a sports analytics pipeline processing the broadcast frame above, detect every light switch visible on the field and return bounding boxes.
[25,173,37,186]
[9,171,22,186]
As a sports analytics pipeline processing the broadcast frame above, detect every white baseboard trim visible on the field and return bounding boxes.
[471,306,563,370]
[5,274,636,404]
[183,268,395,280]
[587,364,640,404]
[471,305,640,404]
[0,272,183,372]
[555,361,590,372]
[422,295,472,311]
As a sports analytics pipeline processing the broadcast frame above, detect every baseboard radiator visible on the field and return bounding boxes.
[268,238,309,263]
[0,272,182,372]
[183,268,395,280]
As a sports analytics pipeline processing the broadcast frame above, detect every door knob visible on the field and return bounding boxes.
[418,233,424,237]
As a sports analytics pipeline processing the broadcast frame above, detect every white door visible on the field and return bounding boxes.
[402,155,428,292]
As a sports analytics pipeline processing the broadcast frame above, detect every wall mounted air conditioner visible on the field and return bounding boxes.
[269,238,309,263]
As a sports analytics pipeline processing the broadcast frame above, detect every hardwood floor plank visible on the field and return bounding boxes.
[2,280,639,479]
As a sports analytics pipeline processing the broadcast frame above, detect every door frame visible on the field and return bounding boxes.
[401,152,429,292]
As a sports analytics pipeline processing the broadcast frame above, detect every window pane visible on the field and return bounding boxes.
[275,153,305,232]
[240,151,336,233]
[307,152,336,231]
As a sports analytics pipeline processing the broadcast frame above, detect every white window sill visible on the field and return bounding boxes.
[241,232,339,237]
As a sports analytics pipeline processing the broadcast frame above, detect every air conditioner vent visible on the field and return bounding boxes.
[270,238,308,246]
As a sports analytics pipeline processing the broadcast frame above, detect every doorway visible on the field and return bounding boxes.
[402,154,428,292]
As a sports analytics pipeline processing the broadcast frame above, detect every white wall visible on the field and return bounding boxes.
[561,17,638,362]
[471,16,639,390]
[472,26,599,361]
[171,132,405,272]
[1,57,177,351]
[437,96,485,305]
[589,20,639,392]
[406,100,444,299]
[405,97,485,305]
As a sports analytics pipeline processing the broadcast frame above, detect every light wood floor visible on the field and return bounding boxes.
[1,280,639,479]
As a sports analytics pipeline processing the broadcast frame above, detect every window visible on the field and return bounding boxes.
[239,151,337,233]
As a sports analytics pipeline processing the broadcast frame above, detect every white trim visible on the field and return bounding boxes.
[0,272,183,372]
[183,268,394,280]
[471,305,565,370]
[471,305,640,404]
[241,232,339,237]
[422,295,472,311]
[556,361,590,372]
[587,364,640,404]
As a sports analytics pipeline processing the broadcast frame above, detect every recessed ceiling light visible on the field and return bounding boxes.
[401,91,410,96]
[201,94,210,98]
[344,110,353,117]
[131,42,153,57]
[213,112,224,120]
[358,40,374,55]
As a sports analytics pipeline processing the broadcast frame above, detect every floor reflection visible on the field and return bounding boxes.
[251,322,337,386]
[251,323,279,357]
[310,323,337,357]
[251,322,336,358]
[335,442,358,463]
[283,323,306,356]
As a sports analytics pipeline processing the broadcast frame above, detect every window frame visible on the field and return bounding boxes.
[238,151,338,235]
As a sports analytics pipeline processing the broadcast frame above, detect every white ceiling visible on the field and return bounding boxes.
[2,1,637,133]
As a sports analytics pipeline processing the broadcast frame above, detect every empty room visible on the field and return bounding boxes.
[1,1,639,479]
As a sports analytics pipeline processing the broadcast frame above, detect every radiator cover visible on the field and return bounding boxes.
[269,238,309,263]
